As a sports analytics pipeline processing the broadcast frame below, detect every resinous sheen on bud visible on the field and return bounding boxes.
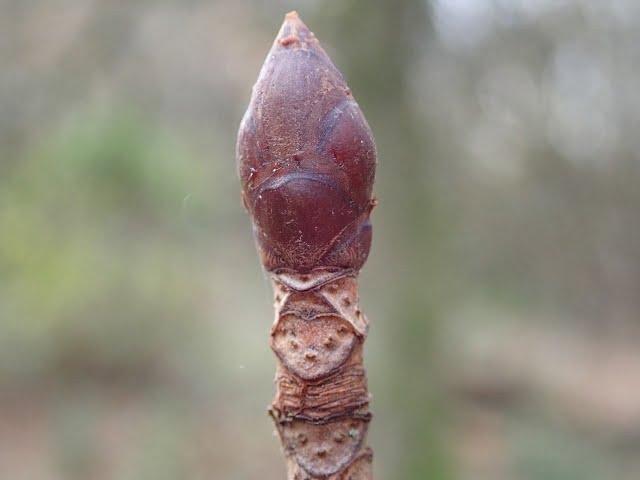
[237,11,377,274]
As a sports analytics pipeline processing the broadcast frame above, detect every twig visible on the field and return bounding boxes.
[237,11,377,479]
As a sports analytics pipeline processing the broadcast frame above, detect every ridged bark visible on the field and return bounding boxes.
[237,11,376,479]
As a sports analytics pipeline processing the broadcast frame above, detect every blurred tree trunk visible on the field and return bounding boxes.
[322,1,453,478]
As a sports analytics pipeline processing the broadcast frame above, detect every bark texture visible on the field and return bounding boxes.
[237,11,376,479]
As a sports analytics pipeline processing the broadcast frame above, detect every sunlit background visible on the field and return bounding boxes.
[2,1,640,479]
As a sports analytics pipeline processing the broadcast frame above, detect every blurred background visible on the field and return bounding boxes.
[2,1,640,479]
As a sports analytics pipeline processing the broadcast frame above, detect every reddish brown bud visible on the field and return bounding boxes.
[237,11,376,273]
[238,12,376,479]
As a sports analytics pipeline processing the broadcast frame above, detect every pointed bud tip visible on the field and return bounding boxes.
[283,11,307,30]
[276,11,315,48]
[284,10,300,21]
